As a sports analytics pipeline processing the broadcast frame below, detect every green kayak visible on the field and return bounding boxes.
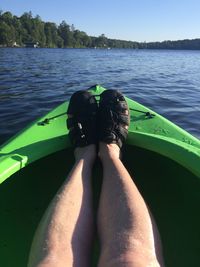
[0,84,200,267]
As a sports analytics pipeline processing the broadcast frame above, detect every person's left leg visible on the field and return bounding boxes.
[28,145,95,267]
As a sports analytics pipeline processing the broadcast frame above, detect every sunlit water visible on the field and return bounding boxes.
[0,48,199,145]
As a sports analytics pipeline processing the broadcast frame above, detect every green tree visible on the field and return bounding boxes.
[73,30,91,47]
[80,32,91,47]
[20,12,33,42]
[94,34,108,48]
[0,11,13,25]
[0,11,17,46]
[31,15,46,46]
[56,35,64,48]
[0,21,15,46]
[45,22,60,47]
[58,20,74,47]
[12,15,23,45]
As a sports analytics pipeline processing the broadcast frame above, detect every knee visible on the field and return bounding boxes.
[98,251,162,267]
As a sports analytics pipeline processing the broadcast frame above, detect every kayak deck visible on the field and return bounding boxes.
[1,85,200,184]
[0,145,199,267]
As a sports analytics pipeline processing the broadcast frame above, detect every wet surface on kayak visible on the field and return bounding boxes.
[0,145,199,267]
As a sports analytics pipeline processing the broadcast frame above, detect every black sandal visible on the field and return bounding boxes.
[67,90,98,147]
[98,89,130,148]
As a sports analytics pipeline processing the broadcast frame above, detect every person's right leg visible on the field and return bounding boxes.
[28,90,98,267]
[97,143,165,267]
[28,145,95,267]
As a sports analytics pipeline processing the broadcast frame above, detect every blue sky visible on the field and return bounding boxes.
[1,0,200,42]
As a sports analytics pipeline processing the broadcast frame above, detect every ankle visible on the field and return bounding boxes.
[98,142,120,162]
[74,144,96,163]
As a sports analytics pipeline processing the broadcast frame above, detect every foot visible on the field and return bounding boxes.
[67,90,98,147]
[98,89,130,148]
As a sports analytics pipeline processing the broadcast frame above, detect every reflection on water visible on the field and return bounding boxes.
[0,48,199,144]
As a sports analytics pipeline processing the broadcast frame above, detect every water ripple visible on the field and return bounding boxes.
[0,48,199,144]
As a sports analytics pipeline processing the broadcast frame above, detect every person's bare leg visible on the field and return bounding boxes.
[97,142,165,267]
[28,145,95,267]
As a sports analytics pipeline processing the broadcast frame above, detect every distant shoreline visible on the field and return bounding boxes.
[1,10,200,50]
[1,46,200,51]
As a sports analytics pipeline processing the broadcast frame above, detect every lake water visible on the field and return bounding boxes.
[0,48,199,145]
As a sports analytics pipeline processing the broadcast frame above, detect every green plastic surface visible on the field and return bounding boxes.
[0,147,200,267]
[0,85,200,266]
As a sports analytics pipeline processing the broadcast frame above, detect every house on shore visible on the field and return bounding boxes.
[13,42,20,47]
[24,42,39,48]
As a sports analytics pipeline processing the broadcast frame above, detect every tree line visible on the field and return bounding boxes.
[1,10,200,49]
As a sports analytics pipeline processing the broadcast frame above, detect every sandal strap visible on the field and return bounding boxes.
[98,90,130,148]
[67,91,98,147]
